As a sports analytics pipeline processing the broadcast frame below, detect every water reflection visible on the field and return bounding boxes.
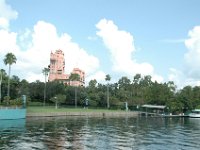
[0,119,25,130]
[25,117,85,149]
[1,117,200,149]
[0,119,25,149]
[188,118,200,128]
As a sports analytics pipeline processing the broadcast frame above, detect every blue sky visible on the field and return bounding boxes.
[1,0,200,88]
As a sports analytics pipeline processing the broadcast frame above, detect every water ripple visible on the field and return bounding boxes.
[1,117,200,149]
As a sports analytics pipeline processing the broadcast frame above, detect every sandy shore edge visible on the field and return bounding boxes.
[27,111,139,117]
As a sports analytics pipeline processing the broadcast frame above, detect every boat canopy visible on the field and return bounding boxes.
[192,109,200,112]
[142,104,166,109]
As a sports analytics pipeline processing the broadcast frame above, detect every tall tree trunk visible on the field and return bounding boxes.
[75,87,77,108]
[107,84,110,109]
[43,74,47,106]
[7,64,11,98]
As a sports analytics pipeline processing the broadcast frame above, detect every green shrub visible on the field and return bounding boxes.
[28,101,44,106]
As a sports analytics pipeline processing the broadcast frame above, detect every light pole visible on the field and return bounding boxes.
[75,87,77,108]
[55,97,57,109]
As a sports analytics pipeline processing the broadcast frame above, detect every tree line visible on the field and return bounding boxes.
[1,53,200,113]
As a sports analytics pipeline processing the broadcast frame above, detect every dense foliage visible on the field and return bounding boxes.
[1,70,200,113]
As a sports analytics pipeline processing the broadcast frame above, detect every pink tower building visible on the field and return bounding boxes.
[69,68,85,87]
[48,49,85,86]
[48,49,68,82]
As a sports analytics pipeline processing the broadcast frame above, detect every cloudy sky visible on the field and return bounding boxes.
[0,0,200,88]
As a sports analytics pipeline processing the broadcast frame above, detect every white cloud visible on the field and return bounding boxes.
[167,68,200,89]
[170,25,200,88]
[0,0,18,29]
[18,28,32,50]
[0,29,18,51]
[0,29,21,72]
[151,74,163,83]
[0,21,102,82]
[96,18,163,82]
[168,68,184,88]
[0,17,8,29]
[86,71,106,84]
[184,26,200,79]
[167,26,200,88]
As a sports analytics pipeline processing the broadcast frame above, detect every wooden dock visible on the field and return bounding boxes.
[139,111,189,118]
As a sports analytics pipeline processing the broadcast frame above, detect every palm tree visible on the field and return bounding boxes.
[42,67,49,106]
[3,53,17,98]
[69,73,80,108]
[105,74,111,109]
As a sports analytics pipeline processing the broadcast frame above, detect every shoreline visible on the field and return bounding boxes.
[27,111,139,118]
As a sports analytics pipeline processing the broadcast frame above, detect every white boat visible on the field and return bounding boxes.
[189,109,200,118]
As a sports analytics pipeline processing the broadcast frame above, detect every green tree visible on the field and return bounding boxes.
[86,79,99,107]
[192,86,200,109]
[0,69,7,103]
[65,86,75,105]
[50,94,66,109]
[139,75,153,103]
[88,79,97,88]
[105,74,111,108]
[29,80,44,102]
[69,73,80,108]
[42,67,49,106]
[10,75,20,98]
[117,76,131,104]
[177,86,193,110]
[145,82,172,105]
[3,53,17,98]
[19,79,29,96]
[132,74,143,105]
[46,81,65,101]
[133,74,141,97]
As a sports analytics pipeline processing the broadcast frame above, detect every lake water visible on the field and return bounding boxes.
[1,116,200,150]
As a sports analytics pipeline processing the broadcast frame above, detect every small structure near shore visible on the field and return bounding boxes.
[0,95,26,120]
[140,104,166,117]
[139,104,189,117]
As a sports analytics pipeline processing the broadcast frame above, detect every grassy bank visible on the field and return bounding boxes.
[27,106,124,113]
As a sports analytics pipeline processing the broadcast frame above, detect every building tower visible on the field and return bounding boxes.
[70,68,85,87]
[48,49,67,82]
[48,49,85,87]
